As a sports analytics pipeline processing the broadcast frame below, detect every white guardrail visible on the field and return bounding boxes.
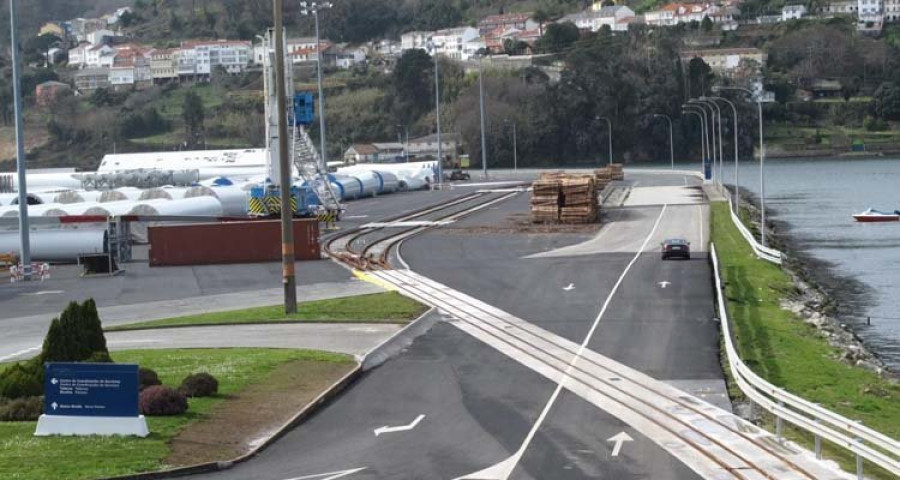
[711,244,900,478]
[726,195,784,265]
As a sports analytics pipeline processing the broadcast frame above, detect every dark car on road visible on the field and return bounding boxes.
[661,238,691,260]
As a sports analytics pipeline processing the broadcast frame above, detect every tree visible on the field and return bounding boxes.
[535,22,580,54]
[687,57,714,98]
[701,16,713,32]
[183,90,205,148]
[392,49,435,125]
[873,82,900,120]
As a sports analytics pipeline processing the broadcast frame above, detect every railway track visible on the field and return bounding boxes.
[373,269,845,480]
[324,190,521,270]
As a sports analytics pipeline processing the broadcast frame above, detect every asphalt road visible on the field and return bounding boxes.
[185,172,729,480]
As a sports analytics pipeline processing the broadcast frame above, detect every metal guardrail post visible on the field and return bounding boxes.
[776,401,784,440]
[856,437,864,480]
[814,419,822,459]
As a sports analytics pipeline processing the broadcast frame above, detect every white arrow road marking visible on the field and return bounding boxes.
[608,431,634,457]
[452,205,669,480]
[21,290,64,296]
[659,281,671,289]
[563,283,575,291]
[283,468,366,480]
[374,414,425,437]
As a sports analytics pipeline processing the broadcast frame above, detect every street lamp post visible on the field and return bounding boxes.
[709,96,740,213]
[683,105,709,177]
[652,114,674,170]
[396,124,409,162]
[428,42,443,189]
[713,86,767,247]
[300,1,332,174]
[689,100,717,186]
[681,110,706,172]
[597,117,613,166]
[9,0,31,280]
[700,98,725,190]
[478,54,488,180]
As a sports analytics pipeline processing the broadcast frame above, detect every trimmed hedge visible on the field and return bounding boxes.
[179,372,219,398]
[139,386,188,416]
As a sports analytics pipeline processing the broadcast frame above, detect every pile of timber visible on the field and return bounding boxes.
[531,175,561,223]
[609,163,625,181]
[531,172,600,224]
[594,167,612,191]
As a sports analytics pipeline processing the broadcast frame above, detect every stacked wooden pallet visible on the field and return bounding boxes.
[609,163,625,181]
[594,167,612,191]
[559,176,599,224]
[531,177,561,223]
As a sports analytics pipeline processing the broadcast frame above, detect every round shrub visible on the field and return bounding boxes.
[178,372,219,398]
[0,396,44,422]
[139,386,188,416]
[139,368,161,391]
[0,363,43,399]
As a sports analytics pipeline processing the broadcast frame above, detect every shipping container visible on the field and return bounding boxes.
[148,219,320,266]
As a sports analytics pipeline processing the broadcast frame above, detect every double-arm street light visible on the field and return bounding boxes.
[682,106,708,175]
[713,85,768,247]
[698,98,724,187]
[597,116,613,166]
[651,114,674,170]
[688,99,720,186]
[706,96,740,213]
[300,1,332,173]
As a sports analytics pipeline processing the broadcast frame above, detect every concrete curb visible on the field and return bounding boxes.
[101,364,363,480]
[360,306,438,371]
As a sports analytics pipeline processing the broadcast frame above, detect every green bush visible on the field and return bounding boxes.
[0,396,43,421]
[0,362,43,399]
[178,372,219,398]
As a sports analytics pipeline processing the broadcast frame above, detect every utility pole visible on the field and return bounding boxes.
[653,114,674,170]
[598,117,613,166]
[430,43,443,189]
[274,0,296,313]
[10,0,31,280]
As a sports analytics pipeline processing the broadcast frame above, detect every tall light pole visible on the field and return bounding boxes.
[708,95,740,213]
[504,119,518,177]
[699,97,724,190]
[9,0,31,279]
[428,41,443,188]
[683,105,709,178]
[689,100,717,185]
[301,1,332,173]
[396,124,409,162]
[714,85,767,247]
[652,114,674,170]
[681,110,706,172]
[597,117,613,165]
[478,53,488,180]
[276,0,296,313]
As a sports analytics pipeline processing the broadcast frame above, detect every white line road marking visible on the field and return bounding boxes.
[454,205,669,480]
[563,283,575,291]
[658,281,671,289]
[374,414,425,437]
[283,468,367,480]
[608,431,634,457]
[342,215,369,219]
[21,290,64,296]
[0,346,40,363]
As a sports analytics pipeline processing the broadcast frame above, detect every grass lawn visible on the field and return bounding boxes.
[0,348,353,480]
[106,292,428,331]
[711,202,900,478]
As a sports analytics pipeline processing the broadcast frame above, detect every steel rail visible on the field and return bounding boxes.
[378,269,822,480]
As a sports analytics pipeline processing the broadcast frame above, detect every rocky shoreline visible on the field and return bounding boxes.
[734,189,896,380]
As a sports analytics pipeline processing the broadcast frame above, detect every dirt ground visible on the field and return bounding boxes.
[165,359,356,467]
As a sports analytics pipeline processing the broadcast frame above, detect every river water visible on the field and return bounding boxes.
[718,157,900,371]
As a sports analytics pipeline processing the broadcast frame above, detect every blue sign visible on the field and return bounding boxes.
[704,157,712,180]
[44,363,140,417]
